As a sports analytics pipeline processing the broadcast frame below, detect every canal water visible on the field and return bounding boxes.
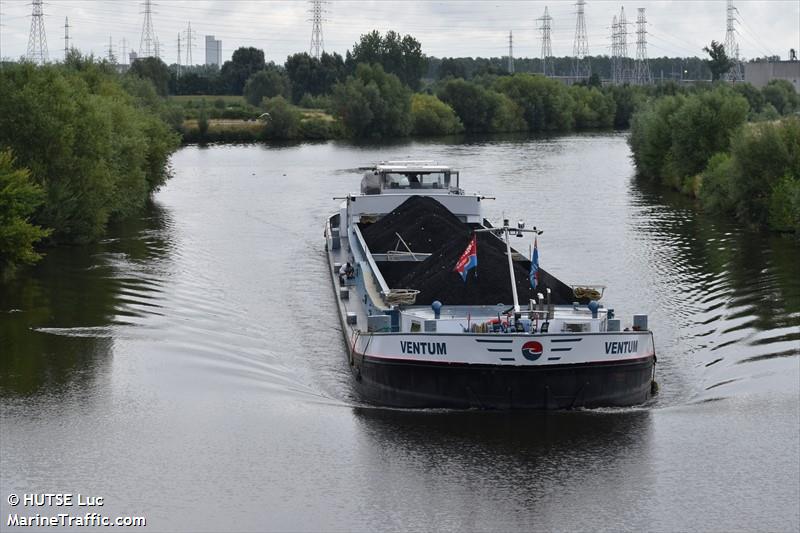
[2,134,798,532]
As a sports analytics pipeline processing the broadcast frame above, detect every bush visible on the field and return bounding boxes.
[410,94,463,135]
[768,176,800,232]
[330,64,412,138]
[261,96,301,139]
[299,115,341,139]
[298,92,332,110]
[0,150,51,273]
[437,78,496,133]
[214,98,226,109]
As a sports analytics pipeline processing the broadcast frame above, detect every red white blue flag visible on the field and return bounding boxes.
[530,237,539,289]
[454,234,478,282]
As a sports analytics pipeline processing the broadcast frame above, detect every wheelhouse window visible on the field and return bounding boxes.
[382,172,451,190]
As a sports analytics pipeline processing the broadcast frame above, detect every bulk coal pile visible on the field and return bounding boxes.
[358,195,577,306]
[359,196,466,253]
[393,231,576,306]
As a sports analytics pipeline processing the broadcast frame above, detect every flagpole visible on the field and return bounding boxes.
[504,226,520,313]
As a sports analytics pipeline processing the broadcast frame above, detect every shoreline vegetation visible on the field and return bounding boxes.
[2,31,799,276]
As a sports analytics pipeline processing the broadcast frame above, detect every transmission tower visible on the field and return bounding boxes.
[508,30,514,74]
[176,33,181,77]
[106,35,116,63]
[572,0,589,79]
[633,8,651,85]
[63,17,70,60]
[0,0,4,62]
[538,6,553,76]
[724,0,743,82]
[308,0,326,59]
[120,38,127,65]
[610,15,619,84]
[139,0,158,58]
[27,0,48,64]
[184,21,194,66]
[615,7,629,84]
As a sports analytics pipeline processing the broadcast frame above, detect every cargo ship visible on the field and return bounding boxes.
[324,161,657,409]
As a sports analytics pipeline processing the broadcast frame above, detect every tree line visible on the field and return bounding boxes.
[0,55,181,276]
[629,81,800,233]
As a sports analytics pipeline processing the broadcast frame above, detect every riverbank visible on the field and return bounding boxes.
[629,85,800,234]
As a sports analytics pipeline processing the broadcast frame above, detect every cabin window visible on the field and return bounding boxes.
[410,321,421,332]
[563,322,590,333]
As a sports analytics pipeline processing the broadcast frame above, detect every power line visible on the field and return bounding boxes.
[176,32,181,76]
[27,0,48,64]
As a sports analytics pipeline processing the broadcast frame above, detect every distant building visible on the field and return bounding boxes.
[129,51,138,64]
[745,60,800,91]
[205,35,222,66]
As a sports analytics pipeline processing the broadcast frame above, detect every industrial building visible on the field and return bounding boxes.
[745,60,800,91]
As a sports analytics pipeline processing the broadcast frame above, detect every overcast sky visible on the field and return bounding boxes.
[1,0,798,64]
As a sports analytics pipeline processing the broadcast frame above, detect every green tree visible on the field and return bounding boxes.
[331,63,412,138]
[127,57,171,96]
[410,94,463,135]
[437,78,496,132]
[0,150,51,273]
[493,74,575,131]
[347,30,427,90]
[0,60,179,244]
[762,79,800,115]
[703,40,732,81]
[244,69,290,106]
[284,51,346,103]
[220,47,266,95]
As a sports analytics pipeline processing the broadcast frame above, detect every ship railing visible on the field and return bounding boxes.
[351,224,391,304]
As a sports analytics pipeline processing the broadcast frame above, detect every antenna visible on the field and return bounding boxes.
[538,7,553,76]
[176,33,181,77]
[308,0,326,59]
[634,8,651,85]
[121,38,127,66]
[184,21,194,66]
[139,0,158,58]
[572,0,589,79]
[724,0,743,81]
[64,16,70,60]
[27,0,48,64]
[508,30,514,74]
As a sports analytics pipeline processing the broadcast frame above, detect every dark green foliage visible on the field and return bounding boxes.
[261,96,301,140]
[410,94,463,135]
[665,88,749,184]
[284,52,346,103]
[493,74,574,131]
[703,41,733,81]
[0,150,51,273]
[244,68,291,106]
[347,31,427,90]
[127,57,171,96]
[220,47,266,95]
[629,88,748,187]
[299,116,342,139]
[0,60,180,244]
[331,64,413,138]
[761,79,800,115]
[437,79,497,132]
